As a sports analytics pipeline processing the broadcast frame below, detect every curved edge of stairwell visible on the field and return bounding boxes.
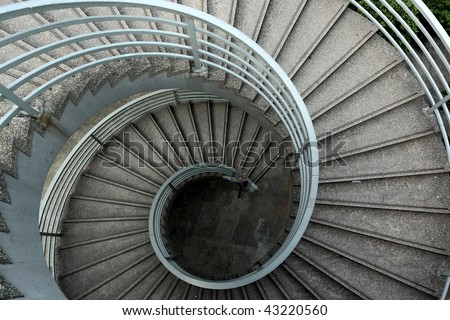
[0,68,313,298]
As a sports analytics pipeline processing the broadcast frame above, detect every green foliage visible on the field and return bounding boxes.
[356,1,419,43]
[355,0,449,50]
[423,0,450,34]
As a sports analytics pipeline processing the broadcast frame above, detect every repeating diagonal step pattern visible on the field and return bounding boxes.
[0,0,448,300]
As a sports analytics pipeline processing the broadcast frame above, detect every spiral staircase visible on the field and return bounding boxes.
[0,0,449,300]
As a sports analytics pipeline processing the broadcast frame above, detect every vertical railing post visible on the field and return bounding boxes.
[0,83,39,118]
[186,18,205,75]
[427,94,450,114]
[441,269,450,300]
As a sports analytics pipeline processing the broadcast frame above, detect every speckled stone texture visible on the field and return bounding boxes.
[0,246,11,264]
[0,275,22,300]
[0,212,8,233]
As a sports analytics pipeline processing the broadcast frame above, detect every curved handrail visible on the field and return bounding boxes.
[350,0,450,167]
[1,0,319,289]
[350,0,450,299]
[39,89,229,275]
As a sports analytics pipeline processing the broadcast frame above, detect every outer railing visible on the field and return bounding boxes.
[351,0,450,166]
[350,0,450,299]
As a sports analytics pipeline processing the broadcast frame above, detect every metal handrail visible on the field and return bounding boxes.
[350,0,450,299]
[39,89,229,275]
[0,0,319,289]
[350,0,450,167]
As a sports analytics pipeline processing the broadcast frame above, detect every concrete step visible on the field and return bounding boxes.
[0,70,44,99]
[311,204,450,255]
[62,249,155,299]
[256,0,307,58]
[0,246,11,264]
[39,6,119,59]
[64,192,151,221]
[224,0,270,90]
[292,8,376,93]
[83,252,157,300]
[102,138,168,184]
[233,0,269,41]
[209,101,228,163]
[297,239,433,299]
[257,275,289,299]
[232,113,260,170]
[73,172,154,203]
[112,6,172,76]
[144,108,186,169]
[170,102,204,163]
[58,238,151,278]
[277,0,348,76]
[225,105,246,168]
[241,282,265,300]
[116,260,164,299]
[0,275,22,299]
[59,217,148,247]
[318,97,437,159]
[284,253,362,299]
[0,212,8,232]
[81,6,142,54]
[319,134,448,182]
[205,0,237,82]
[57,233,152,287]
[270,265,317,299]
[191,101,214,162]
[0,29,64,83]
[304,222,449,296]
[312,65,423,139]
[84,155,161,196]
[317,173,450,214]
[148,6,190,75]
[304,35,402,118]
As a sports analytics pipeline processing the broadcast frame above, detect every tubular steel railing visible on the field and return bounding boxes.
[39,89,230,275]
[2,0,448,294]
[1,0,319,289]
[350,0,450,299]
[350,0,450,166]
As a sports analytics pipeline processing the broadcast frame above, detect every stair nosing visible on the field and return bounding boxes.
[310,59,403,120]
[303,235,439,297]
[314,199,450,214]
[309,218,449,255]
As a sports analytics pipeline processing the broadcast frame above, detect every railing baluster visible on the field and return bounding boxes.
[0,83,39,130]
[186,18,204,74]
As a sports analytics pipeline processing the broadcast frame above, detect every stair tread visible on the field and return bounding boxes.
[59,244,153,299]
[292,8,376,92]
[233,0,269,40]
[317,173,450,212]
[256,0,306,57]
[319,134,448,181]
[85,156,161,195]
[81,253,157,300]
[284,252,362,299]
[318,97,436,157]
[312,204,450,253]
[312,65,423,138]
[298,240,433,299]
[74,174,154,203]
[277,0,348,76]
[303,35,402,117]
[305,222,448,294]
[0,275,23,300]
[271,266,317,299]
